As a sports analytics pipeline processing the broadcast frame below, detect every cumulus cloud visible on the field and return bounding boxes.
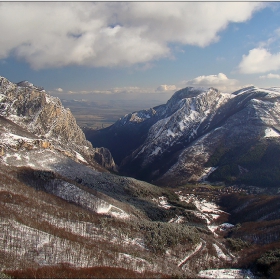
[259,73,280,79]
[156,85,177,92]
[55,88,63,92]
[0,2,264,69]
[238,48,280,74]
[184,73,239,92]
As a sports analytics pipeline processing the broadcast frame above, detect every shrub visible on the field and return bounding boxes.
[256,249,280,278]
[226,238,250,252]
[132,220,200,254]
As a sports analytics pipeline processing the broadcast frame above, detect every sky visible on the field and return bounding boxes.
[1,1,280,104]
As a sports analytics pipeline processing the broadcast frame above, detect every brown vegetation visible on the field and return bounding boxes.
[4,264,170,279]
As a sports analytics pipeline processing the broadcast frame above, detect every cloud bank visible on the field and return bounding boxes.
[0,2,263,69]
[156,85,177,92]
[260,73,280,79]
[184,73,239,92]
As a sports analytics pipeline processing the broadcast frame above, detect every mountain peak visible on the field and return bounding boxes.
[168,86,219,103]
[17,80,45,91]
[17,80,34,87]
[0,76,15,89]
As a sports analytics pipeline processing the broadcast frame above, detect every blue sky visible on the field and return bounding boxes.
[1,2,280,104]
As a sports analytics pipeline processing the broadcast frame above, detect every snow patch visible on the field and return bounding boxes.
[75,152,88,163]
[0,93,6,102]
[167,129,176,137]
[152,196,171,209]
[178,120,185,131]
[208,225,219,235]
[2,132,33,146]
[150,146,162,156]
[45,94,52,104]
[168,215,185,224]
[109,206,130,220]
[177,192,229,232]
[256,87,280,95]
[219,223,234,231]
[178,241,203,267]
[264,127,280,138]
[199,167,217,181]
[213,244,231,261]
[198,269,255,279]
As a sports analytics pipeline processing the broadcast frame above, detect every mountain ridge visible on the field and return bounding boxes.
[87,85,280,188]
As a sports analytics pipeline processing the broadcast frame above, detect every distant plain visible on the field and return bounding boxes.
[62,99,162,129]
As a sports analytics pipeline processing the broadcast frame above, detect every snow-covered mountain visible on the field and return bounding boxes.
[87,86,280,188]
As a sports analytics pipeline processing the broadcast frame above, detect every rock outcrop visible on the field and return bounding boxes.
[0,76,117,171]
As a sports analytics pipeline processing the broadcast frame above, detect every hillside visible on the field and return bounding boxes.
[0,120,240,278]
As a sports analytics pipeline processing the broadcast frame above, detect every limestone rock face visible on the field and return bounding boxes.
[0,76,116,171]
[93,147,118,172]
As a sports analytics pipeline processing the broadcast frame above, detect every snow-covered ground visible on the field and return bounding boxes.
[0,216,149,270]
[118,253,153,273]
[169,215,185,224]
[152,196,171,209]
[44,180,130,219]
[198,268,255,279]
[178,241,203,267]
[1,132,35,147]
[213,244,231,262]
[176,192,228,228]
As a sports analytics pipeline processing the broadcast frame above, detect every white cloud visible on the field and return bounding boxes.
[238,26,280,74]
[55,88,63,92]
[238,48,280,74]
[259,73,280,79]
[156,85,177,92]
[184,73,240,92]
[0,2,264,69]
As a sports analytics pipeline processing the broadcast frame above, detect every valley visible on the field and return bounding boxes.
[0,76,280,278]
[61,99,164,130]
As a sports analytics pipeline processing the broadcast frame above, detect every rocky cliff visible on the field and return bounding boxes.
[0,76,117,171]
